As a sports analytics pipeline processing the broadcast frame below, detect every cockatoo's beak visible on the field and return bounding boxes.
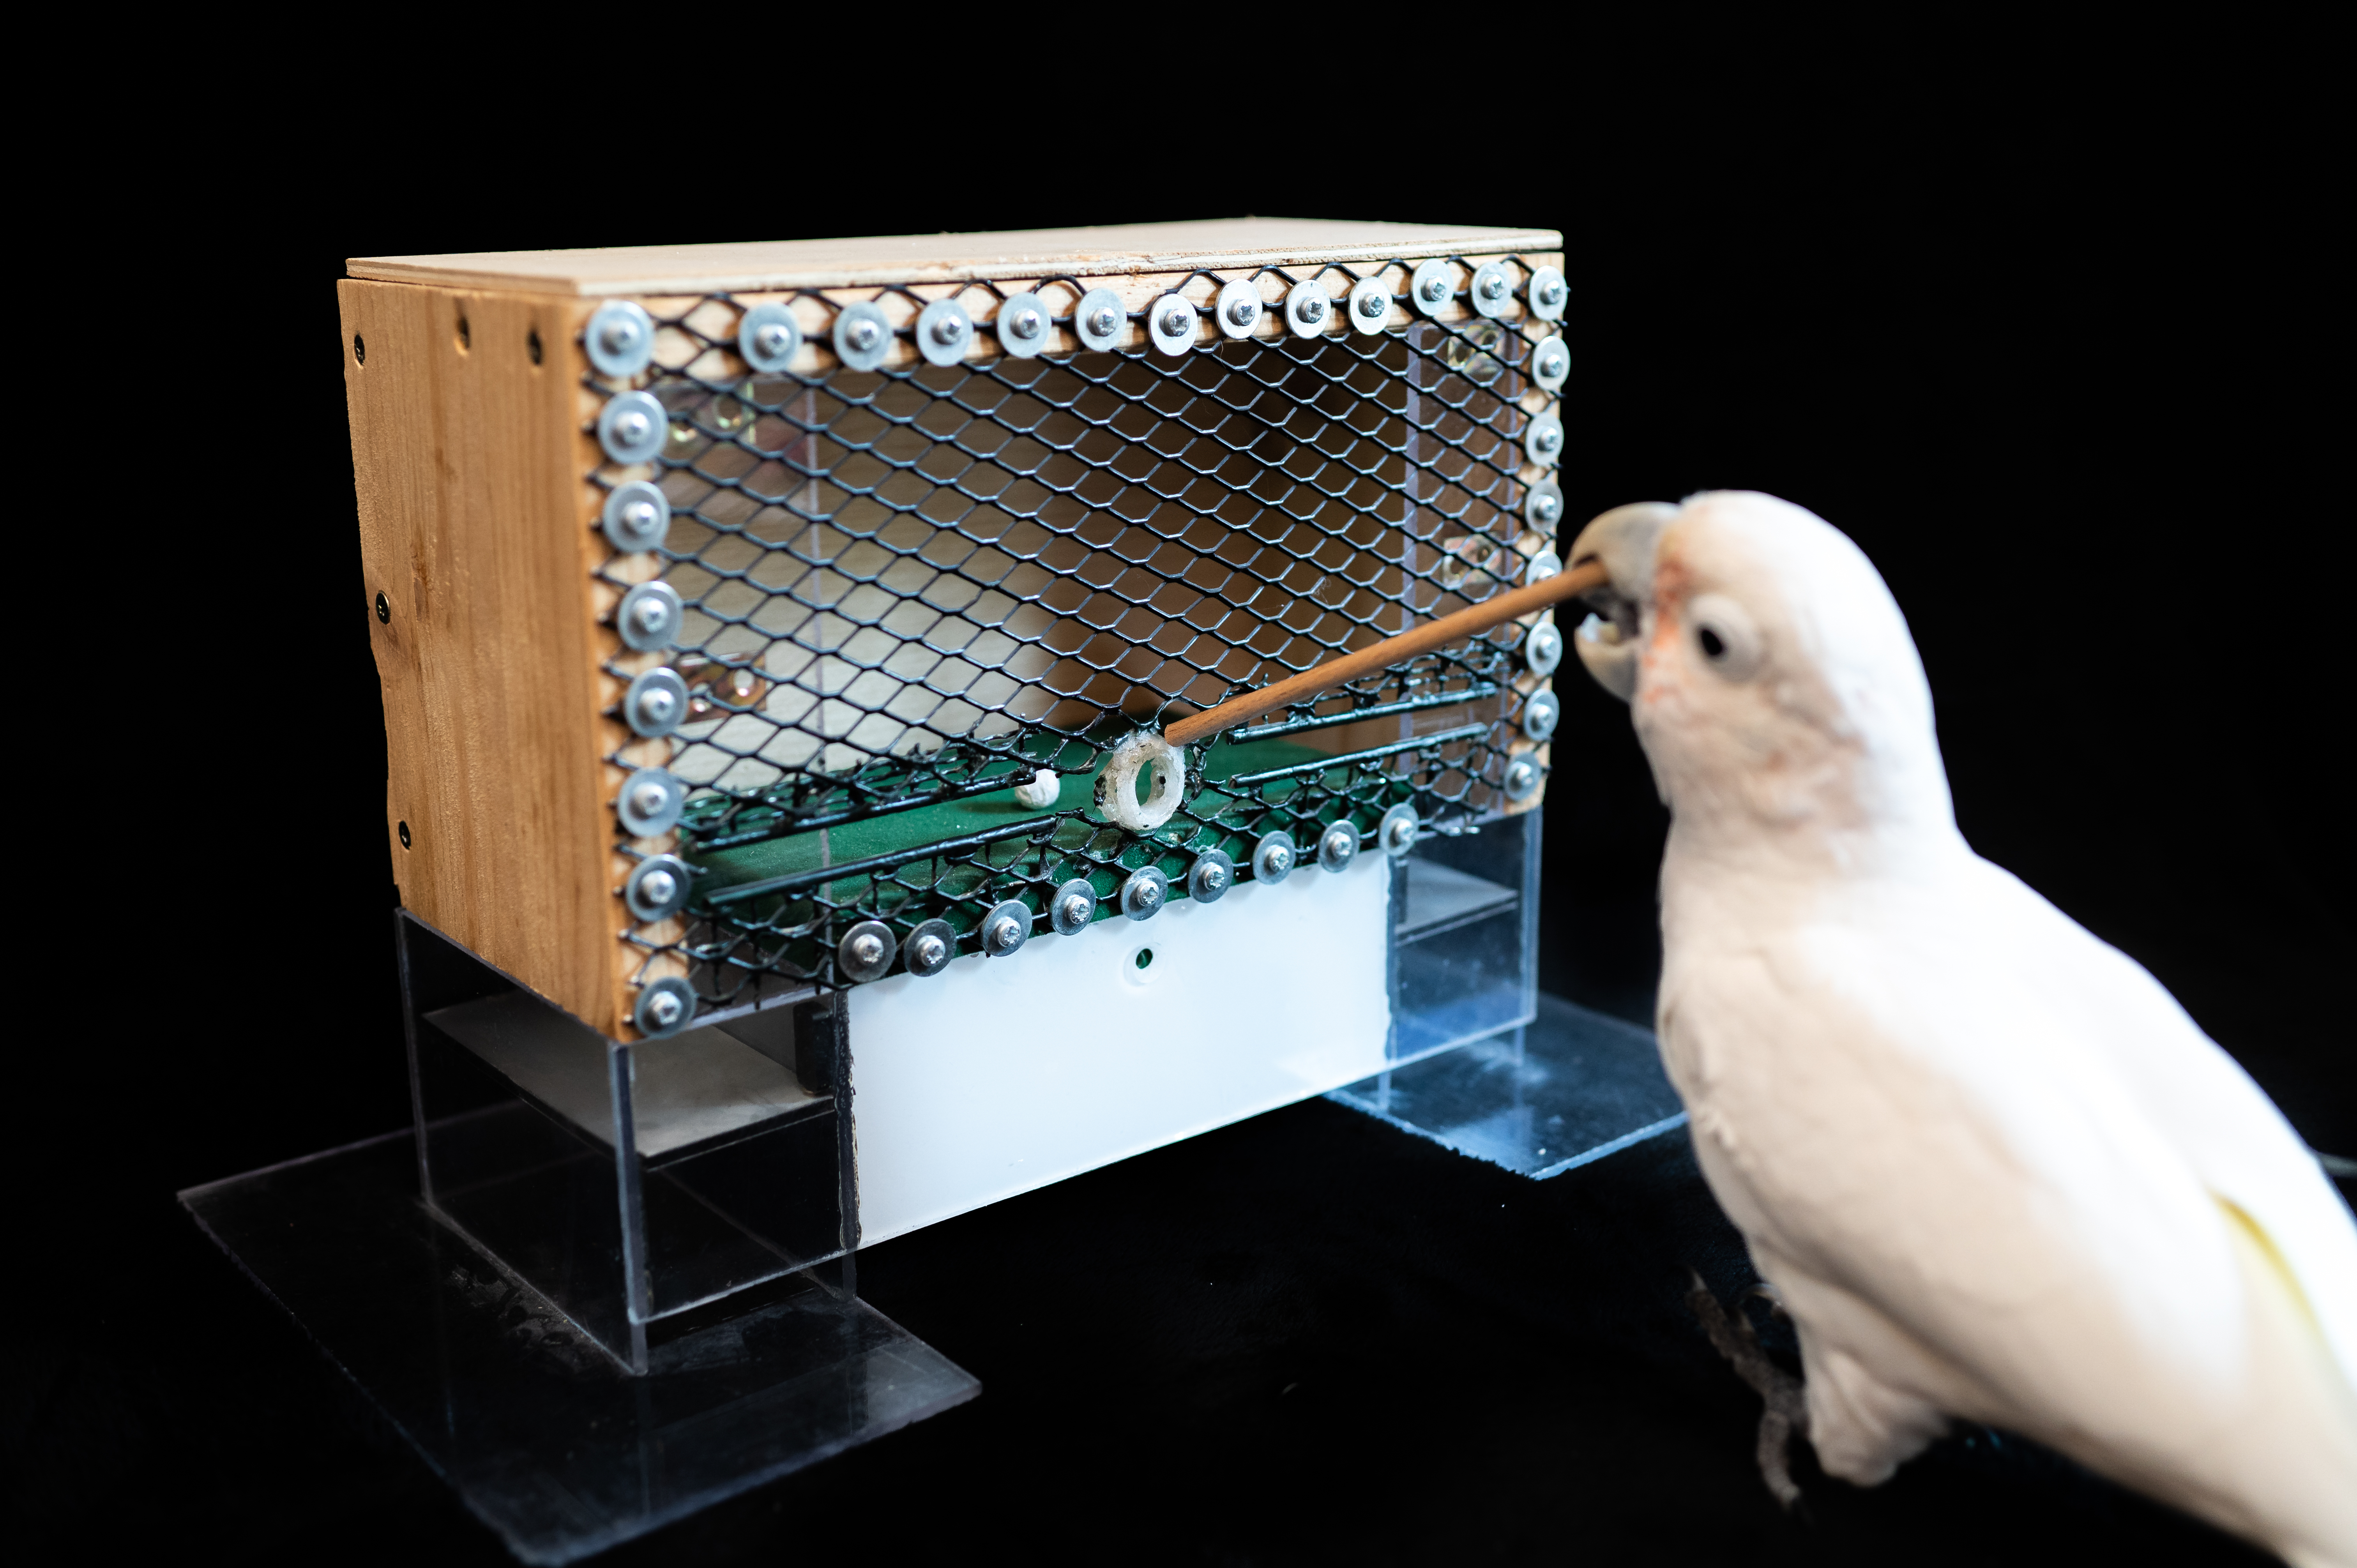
[1565,502,1677,702]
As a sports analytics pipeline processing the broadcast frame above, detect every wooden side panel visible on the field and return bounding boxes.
[341,281,619,1032]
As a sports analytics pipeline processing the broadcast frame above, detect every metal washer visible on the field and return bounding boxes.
[996,291,1051,358]
[625,667,689,738]
[981,898,1033,956]
[1503,754,1544,801]
[602,480,671,552]
[1378,802,1420,858]
[1148,294,1197,356]
[903,918,957,977]
[836,919,896,983]
[737,302,802,374]
[625,853,691,921]
[586,300,656,379]
[1529,266,1569,322]
[1285,279,1334,339]
[617,766,683,836]
[1049,877,1099,934]
[832,301,893,371]
[1120,865,1170,920]
[1347,277,1392,336]
[617,580,683,652]
[1523,689,1561,742]
[1530,333,1569,393]
[1525,549,1563,586]
[1187,849,1235,903]
[1075,288,1126,352]
[1525,622,1564,678]
[1318,819,1360,873]
[1470,261,1516,319]
[915,298,974,366]
[1410,260,1456,318]
[1525,413,1565,468]
[634,976,697,1038]
[1523,480,1564,532]
[1253,830,1297,884]
[1215,279,1263,341]
[597,391,668,465]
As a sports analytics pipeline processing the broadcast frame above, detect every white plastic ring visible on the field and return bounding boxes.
[1093,733,1186,832]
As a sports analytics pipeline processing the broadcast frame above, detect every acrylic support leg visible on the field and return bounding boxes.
[1329,994,1689,1178]
[176,912,977,1564]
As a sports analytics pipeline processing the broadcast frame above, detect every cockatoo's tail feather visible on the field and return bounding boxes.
[1570,491,2357,1565]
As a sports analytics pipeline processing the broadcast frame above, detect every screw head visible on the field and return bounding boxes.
[1423,275,1448,301]
[1480,272,1508,300]
[631,597,668,634]
[914,934,946,967]
[1228,297,1258,326]
[1540,277,1567,306]
[1534,424,1562,454]
[1299,294,1327,322]
[646,991,683,1028]
[1526,622,1565,676]
[640,868,678,906]
[1324,828,1351,856]
[1202,863,1228,892]
[754,321,793,359]
[1059,893,1091,925]
[1386,818,1412,851]
[1091,305,1120,336]
[613,410,651,446]
[601,316,642,355]
[931,313,965,344]
[637,687,677,725]
[848,319,880,351]
[1504,755,1542,800]
[1532,491,1562,524]
[624,498,659,533]
[629,781,668,819]
[1137,881,1162,908]
[1010,307,1043,339]
[1162,306,1191,336]
[1537,348,1566,379]
[1269,846,1291,871]
[849,931,886,966]
[1358,290,1385,316]
[988,915,1023,952]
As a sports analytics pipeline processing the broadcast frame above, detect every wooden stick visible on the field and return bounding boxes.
[1163,559,1610,747]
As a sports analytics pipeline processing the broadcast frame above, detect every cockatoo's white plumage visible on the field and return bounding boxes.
[1568,491,2357,1566]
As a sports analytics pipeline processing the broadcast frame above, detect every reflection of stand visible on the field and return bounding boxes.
[178,913,977,1565]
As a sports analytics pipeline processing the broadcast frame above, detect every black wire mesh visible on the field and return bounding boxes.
[588,260,1560,1014]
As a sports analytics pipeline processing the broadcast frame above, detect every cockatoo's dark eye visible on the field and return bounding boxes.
[1685,594,1763,680]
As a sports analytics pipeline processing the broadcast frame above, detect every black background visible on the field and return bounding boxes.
[16,15,2349,1564]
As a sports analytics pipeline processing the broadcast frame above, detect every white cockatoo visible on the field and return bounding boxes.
[1566,490,2357,1566]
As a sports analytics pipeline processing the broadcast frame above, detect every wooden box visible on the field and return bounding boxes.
[340,218,1568,1043]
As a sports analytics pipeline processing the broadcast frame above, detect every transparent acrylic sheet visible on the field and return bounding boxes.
[180,1130,977,1566]
[1331,992,1688,1178]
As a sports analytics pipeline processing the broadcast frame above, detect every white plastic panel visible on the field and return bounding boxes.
[849,851,1393,1245]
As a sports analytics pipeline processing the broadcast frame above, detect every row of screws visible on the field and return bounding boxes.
[583,261,1569,387]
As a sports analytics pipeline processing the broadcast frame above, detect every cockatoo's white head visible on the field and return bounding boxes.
[1568,491,1957,867]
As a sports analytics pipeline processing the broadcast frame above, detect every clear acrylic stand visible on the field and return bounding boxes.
[178,912,979,1565]
[1332,994,1689,1179]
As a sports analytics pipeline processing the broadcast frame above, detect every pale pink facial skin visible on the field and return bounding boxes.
[1626,493,1954,877]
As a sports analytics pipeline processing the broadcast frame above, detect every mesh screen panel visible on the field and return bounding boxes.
[590,261,1561,1016]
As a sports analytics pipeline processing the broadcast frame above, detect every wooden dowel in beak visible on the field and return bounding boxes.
[1163,558,1611,747]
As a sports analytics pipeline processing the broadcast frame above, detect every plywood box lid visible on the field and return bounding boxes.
[346,217,1564,297]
